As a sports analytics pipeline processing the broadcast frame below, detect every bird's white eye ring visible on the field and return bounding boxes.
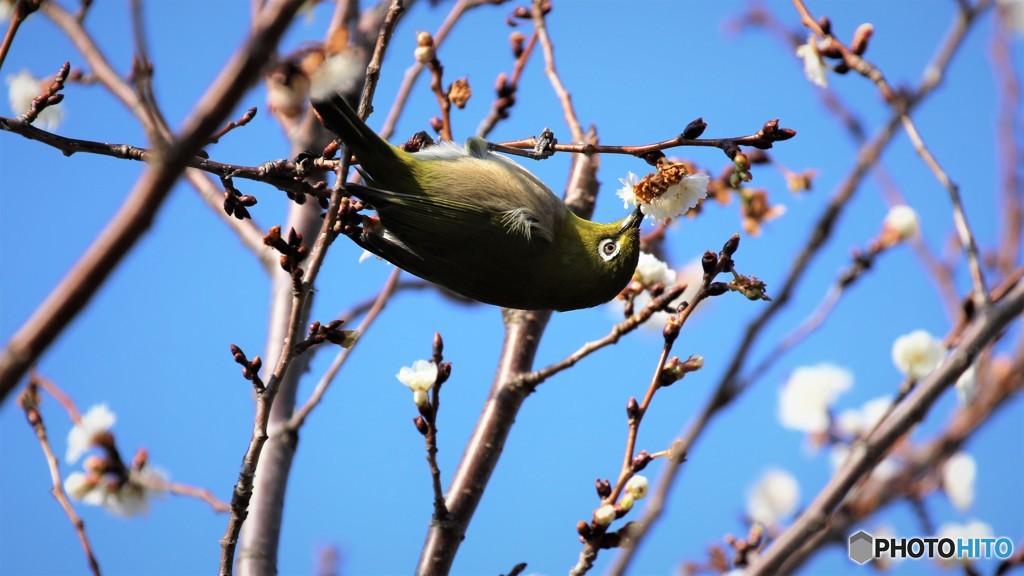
[598,238,620,261]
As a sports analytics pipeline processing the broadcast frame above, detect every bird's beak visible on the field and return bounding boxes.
[619,207,644,232]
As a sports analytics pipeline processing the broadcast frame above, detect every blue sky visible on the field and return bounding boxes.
[1,1,1021,575]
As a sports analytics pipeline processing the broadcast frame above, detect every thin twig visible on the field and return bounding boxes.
[209,107,258,145]
[424,42,453,141]
[20,376,102,576]
[532,0,582,141]
[142,477,231,514]
[129,0,169,145]
[493,119,796,160]
[425,334,451,521]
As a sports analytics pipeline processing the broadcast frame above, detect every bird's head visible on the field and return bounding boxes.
[553,207,644,310]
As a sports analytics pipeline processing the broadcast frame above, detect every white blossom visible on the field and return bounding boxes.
[397,359,437,407]
[795,35,828,87]
[6,70,63,130]
[883,205,920,241]
[634,252,676,288]
[778,363,853,433]
[747,468,800,526]
[0,0,13,22]
[625,475,649,500]
[942,452,976,512]
[892,330,945,380]
[63,472,96,500]
[66,404,116,463]
[617,170,709,222]
[834,396,891,438]
[609,257,703,330]
[102,467,168,517]
[594,504,616,527]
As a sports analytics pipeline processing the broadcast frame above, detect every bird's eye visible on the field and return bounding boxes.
[598,238,620,261]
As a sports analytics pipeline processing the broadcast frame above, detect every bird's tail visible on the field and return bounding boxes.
[310,92,411,183]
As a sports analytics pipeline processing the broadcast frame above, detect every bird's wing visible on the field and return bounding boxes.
[346,183,550,244]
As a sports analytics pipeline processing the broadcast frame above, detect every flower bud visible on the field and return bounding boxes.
[625,475,649,500]
[626,397,640,421]
[851,23,874,55]
[707,282,729,296]
[509,31,526,57]
[682,117,707,139]
[701,250,718,274]
[619,492,635,512]
[414,32,435,64]
[595,478,612,499]
[662,315,681,343]
[631,451,652,472]
[594,504,616,527]
[722,234,740,257]
[433,332,444,357]
[882,205,919,244]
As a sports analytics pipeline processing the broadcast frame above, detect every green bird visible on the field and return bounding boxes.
[311,92,643,312]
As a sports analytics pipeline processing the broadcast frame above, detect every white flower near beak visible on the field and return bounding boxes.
[617,169,709,222]
[634,252,676,288]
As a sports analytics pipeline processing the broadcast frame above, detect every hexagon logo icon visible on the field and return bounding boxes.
[849,530,874,564]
